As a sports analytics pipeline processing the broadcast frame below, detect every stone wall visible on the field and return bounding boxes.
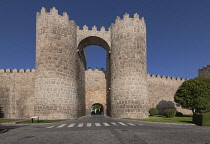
[110,13,148,118]
[35,7,85,120]
[198,64,210,78]
[148,74,191,114]
[0,69,35,118]
[77,25,111,49]
[85,68,106,115]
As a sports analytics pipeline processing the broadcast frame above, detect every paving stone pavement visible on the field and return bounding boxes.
[0,115,210,144]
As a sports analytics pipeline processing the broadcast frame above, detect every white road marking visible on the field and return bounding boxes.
[111,122,118,126]
[87,123,91,127]
[57,124,67,128]
[95,123,101,126]
[103,122,110,126]
[118,122,127,126]
[46,125,55,128]
[68,123,75,127]
[77,123,84,127]
[127,123,135,126]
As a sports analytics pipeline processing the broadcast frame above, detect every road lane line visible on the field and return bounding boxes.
[111,122,118,126]
[118,122,127,126]
[103,122,110,126]
[127,123,135,126]
[77,123,84,127]
[68,123,75,127]
[95,123,101,126]
[57,124,67,128]
[46,125,55,128]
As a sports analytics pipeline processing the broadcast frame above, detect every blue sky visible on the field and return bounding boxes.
[0,0,210,79]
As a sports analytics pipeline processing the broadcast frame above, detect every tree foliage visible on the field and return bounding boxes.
[174,77,210,114]
[93,104,101,110]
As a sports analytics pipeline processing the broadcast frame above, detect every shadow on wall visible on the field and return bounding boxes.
[156,100,176,115]
[0,105,4,118]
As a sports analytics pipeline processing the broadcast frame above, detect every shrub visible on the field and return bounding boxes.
[193,112,210,126]
[174,77,210,114]
[176,112,184,117]
[164,109,176,118]
[149,108,158,116]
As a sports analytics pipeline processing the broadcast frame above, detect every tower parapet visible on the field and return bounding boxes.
[198,64,210,78]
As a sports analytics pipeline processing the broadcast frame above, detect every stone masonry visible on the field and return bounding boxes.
[198,64,210,78]
[85,68,106,115]
[0,7,207,119]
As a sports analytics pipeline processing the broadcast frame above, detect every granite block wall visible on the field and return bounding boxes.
[85,68,106,115]
[0,69,35,118]
[148,74,191,114]
[35,7,84,120]
[198,64,210,78]
[110,13,148,118]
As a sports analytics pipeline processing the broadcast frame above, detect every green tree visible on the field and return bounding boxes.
[93,104,101,110]
[174,77,210,114]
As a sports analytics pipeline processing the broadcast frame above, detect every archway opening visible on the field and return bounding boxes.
[91,103,104,115]
[84,45,106,70]
[77,36,111,116]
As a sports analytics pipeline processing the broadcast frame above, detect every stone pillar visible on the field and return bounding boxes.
[110,13,148,118]
[35,7,79,119]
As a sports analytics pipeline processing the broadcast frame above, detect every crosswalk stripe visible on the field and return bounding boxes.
[68,123,75,127]
[111,122,118,126]
[95,123,101,126]
[103,122,110,126]
[46,121,139,129]
[57,124,66,128]
[77,123,84,127]
[127,123,135,126]
[118,122,127,126]
[46,125,55,128]
[87,123,91,127]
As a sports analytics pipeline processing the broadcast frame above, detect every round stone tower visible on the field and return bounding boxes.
[110,13,148,118]
[35,7,82,119]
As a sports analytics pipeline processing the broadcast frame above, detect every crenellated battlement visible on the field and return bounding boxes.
[198,64,210,71]
[77,25,109,32]
[147,73,188,82]
[198,64,210,78]
[36,7,70,22]
[86,67,106,72]
[77,24,111,48]
[0,69,35,74]
[113,13,145,24]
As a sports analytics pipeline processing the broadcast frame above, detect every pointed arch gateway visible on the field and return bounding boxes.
[77,36,111,116]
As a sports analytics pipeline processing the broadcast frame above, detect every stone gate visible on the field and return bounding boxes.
[0,7,202,120]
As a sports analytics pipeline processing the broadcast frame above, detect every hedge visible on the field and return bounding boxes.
[164,109,176,118]
[149,108,158,116]
[193,112,210,126]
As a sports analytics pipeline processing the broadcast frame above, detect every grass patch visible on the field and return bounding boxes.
[0,119,23,123]
[132,115,193,124]
[18,119,66,124]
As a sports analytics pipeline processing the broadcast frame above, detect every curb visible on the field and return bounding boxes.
[0,128,8,134]
[129,119,195,125]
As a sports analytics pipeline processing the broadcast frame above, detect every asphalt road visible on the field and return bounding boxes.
[0,115,210,144]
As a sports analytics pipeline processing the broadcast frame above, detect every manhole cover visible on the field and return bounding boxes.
[121,129,128,132]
